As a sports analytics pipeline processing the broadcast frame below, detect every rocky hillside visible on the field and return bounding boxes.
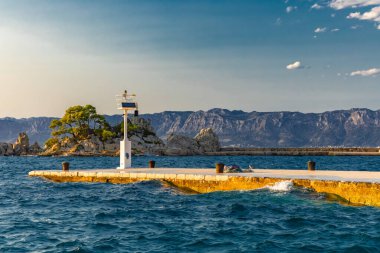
[3,108,380,147]
[143,108,380,147]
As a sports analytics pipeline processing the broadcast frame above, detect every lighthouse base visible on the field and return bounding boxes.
[118,140,132,169]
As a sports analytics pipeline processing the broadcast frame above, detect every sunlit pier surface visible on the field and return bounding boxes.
[29,168,380,207]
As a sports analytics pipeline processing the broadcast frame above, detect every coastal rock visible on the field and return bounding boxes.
[42,118,165,156]
[0,143,14,156]
[13,132,29,155]
[29,142,42,155]
[127,118,165,155]
[165,134,202,155]
[194,128,220,152]
[103,140,119,152]
[0,133,42,156]
[163,128,221,155]
[78,136,102,153]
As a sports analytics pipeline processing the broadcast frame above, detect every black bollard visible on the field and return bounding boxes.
[62,161,70,171]
[216,163,224,173]
[308,161,316,171]
[149,160,156,168]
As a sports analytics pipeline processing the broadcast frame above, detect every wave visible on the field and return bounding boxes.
[265,180,294,192]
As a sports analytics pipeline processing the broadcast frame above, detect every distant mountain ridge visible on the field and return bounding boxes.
[0,115,123,145]
[0,117,55,145]
[2,108,380,147]
[142,108,380,147]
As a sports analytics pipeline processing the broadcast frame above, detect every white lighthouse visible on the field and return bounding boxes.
[116,90,138,169]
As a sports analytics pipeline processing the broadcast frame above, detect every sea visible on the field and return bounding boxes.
[1,155,380,252]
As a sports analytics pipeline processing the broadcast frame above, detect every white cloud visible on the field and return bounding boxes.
[286,6,297,13]
[347,6,380,22]
[377,24,380,29]
[350,68,380,76]
[314,27,327,33]
[329,1,380,29]
[330,0,380,9]
[351,24,361,29]
[331,28,340,31]
[286,61,303,70]
[311,3,323,9]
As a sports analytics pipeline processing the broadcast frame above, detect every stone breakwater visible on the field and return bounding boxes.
[207,147,380,156]
[29,168,380,207]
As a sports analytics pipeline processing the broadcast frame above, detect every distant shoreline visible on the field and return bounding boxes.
[206,147,380,156]
[7,147,380,157]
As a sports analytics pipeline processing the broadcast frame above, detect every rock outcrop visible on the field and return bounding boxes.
[0,143,14,156]
[13,132,30,155]
[41,126,219,156]
[42,118,165,156]
[164,128,220,155]
[29,142,42,155]
[0,124,220,156]
[0,132,42,156]
[195,128,220,152]
[43,136,118,156]
[128,118,165,155]
[165,134,202,155]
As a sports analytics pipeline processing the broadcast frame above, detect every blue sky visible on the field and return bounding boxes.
[0,0,379,117]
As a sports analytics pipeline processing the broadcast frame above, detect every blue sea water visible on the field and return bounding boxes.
[1,155,380,252]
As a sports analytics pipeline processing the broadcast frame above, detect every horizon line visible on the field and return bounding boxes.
[1,107,380,120]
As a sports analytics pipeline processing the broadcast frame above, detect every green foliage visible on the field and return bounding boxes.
[128,123,139,133]
[48,105,158,151]
[49,105,108,142]
[115,121,140,135]
[101,129,115,141]
[44,137,59,149]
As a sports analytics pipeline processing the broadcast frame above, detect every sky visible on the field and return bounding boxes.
[0,0,379,118]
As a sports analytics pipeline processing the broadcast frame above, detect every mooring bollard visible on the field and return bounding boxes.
[62,161,70,171]
[149,160,156,168]
[216,163,224,173]
[308,161,316,171]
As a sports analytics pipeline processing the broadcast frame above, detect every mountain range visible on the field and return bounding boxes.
[1,108,380,147]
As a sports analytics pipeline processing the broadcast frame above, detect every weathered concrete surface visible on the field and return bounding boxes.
[28,168,380,207]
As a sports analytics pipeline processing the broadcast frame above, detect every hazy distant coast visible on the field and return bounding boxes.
[3,108,380,148]
[208,147,380,156]
[2,132,380,157]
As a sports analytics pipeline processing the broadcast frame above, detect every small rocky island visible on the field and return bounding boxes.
[0,104,220,157]
[0,132,42,156]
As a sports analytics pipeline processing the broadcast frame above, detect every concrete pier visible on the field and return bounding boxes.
[29,168,380,207]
